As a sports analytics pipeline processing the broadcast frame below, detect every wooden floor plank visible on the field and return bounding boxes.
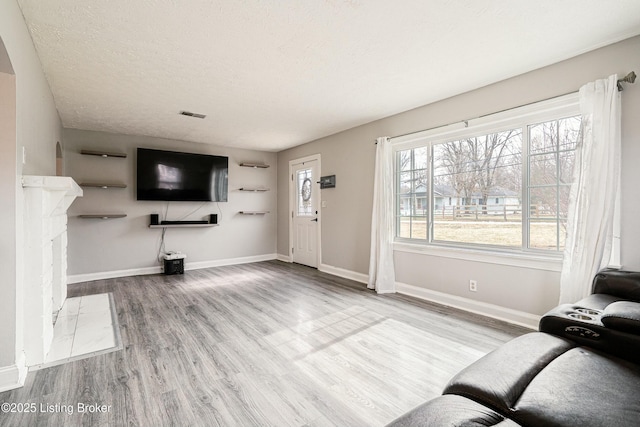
[0,260,528,426]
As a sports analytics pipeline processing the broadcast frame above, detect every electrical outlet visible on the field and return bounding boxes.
[469,280,478,292]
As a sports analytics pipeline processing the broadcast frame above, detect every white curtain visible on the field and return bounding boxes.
[559,74,621,304]
[368,136,396,293]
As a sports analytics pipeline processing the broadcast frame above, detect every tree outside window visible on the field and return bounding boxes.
[395,115,581,252]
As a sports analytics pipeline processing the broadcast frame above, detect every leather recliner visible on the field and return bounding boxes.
[539,269,640,363]
[386,270,640,427]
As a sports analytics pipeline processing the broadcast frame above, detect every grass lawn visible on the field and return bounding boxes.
[399,219,565,250]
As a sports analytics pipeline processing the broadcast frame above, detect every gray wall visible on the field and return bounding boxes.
[0,0,62,373]
[64,129,277,277]
[277,35,640,317]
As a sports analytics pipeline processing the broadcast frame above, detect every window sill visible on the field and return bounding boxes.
[393,241,563,272]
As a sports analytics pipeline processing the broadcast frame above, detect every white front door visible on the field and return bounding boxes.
[291,158,319,268]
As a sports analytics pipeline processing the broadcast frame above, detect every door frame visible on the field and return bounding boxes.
[288,154,322,267]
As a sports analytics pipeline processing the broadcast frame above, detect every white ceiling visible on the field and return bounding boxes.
[17,0,640,152]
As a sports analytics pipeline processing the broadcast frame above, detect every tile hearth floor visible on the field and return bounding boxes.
[35,293,122,370]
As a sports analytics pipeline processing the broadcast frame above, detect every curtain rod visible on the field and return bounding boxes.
[617,71,636,91]
[376,71,636,144]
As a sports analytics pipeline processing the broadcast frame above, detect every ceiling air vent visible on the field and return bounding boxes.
[179,111,206,119]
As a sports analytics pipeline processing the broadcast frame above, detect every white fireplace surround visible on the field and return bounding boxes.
[22,175,82,366]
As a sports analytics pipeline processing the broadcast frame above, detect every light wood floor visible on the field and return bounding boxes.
[0,261,529,427]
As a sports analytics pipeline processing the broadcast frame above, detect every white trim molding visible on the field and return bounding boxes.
[396,281,540,330]
[317,262,539,329]
[319,263,368,284]
[394,242,563,272]
[68,253,278,284]
[276,253,292,263]
[187,254,277,270]
[0,353,27,393]
[288,154,322,268]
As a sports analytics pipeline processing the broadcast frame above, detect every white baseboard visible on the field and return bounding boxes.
[0,353,27,393]
[68,266,161,284]
[187,253,277,270]
[276,253,291,262]
[317,263,538,330]
[68,253,278,284]
[319,263,368,284]
[395,281,540,330]
[68,257,539,329]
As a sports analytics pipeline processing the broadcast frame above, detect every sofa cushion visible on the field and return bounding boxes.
[592,269,640,301]
[443,333,575,414]
[540,302,640,363]
[574,293,625,311]
[385,395,522,427]
[513,346,640,427]
[601,301,640,334]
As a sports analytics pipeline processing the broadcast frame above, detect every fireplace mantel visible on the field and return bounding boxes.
[22,175,82,366]
[22,175,82,214]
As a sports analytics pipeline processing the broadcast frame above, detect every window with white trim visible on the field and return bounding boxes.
[394,95,581,254]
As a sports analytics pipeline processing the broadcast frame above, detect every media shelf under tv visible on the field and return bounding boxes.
[149,223,218,229]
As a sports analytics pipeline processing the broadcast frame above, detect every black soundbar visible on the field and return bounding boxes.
[160,220,208,225]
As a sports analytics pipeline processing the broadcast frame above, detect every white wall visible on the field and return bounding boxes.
[0,57,17,370]
[64,129,277,280]
[277,35,640,321]
[0,0,63,391]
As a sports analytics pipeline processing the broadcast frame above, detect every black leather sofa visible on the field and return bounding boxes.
[386,270,640,427]
[540,268,640,363]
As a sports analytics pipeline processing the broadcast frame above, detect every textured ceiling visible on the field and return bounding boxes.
[16,0,640,152]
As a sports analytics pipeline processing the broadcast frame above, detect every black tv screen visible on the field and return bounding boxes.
[136,148,228,201]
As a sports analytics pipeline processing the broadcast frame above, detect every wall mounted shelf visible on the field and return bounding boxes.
[239,162,270,168]
[239,187,269,192]
[238,211,269,215]
[78,148,128,219]
[149,224,218,229]
[80,149,127,158]
[79,214,127,219]
[80,182,127,189]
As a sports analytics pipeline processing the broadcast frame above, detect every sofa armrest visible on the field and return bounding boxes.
[592,269,640,302]
[444,333,575,414]
[602,301,640,334]
[384,395,522,427]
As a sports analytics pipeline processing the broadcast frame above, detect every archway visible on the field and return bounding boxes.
[56,141,63,176]
[0,36,22,390]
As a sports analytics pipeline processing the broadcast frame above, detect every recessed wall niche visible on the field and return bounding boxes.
[56,141,63,176]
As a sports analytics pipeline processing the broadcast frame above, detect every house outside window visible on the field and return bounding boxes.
[393,95,581,255]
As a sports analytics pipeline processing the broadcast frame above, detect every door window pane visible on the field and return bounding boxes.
[297,168,313,216]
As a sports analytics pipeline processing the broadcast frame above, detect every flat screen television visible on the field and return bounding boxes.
[136,148,228,202]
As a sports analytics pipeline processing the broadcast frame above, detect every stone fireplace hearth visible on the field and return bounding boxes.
[22,175,82,366]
